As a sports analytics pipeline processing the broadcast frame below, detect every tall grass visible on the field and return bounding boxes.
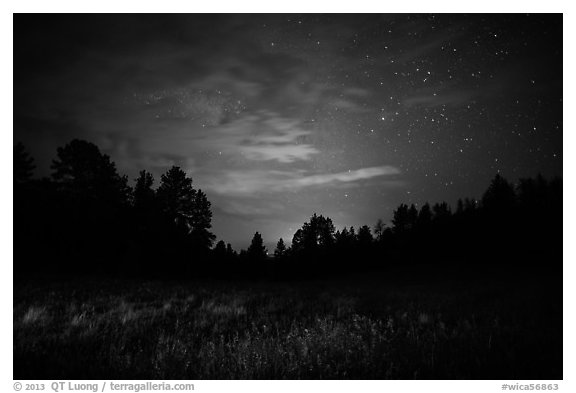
[13,276,562,379]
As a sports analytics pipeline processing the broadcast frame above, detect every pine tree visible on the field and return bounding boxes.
[417,203,432,229]
[133,170,155,212]
[464,198,477,212]
[14,142,35,185]
[357,225,373,246]
[482,173,516,211]
[49,140,131,269]
[374,219,386,242]
[432,202,452,222]
[456,198,464,215]
[291,228,305,253]
[214,240,227,258]
[157,166,195,226]
[392,204,409,233]
[274,238,287,259]
[156,167,215,250]
[247,232,267,261]
[51,139,130,206]
[348,226,356,239]
[190,189,216,249]
[408,204,419,230]
[226,243,237,257]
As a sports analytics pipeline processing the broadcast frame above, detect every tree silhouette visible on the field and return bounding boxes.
[298,213,336,250]
[407,204,418,230]
[464,198,478,213]
[51,139,130,206]
[14,142,38,277]
[417,202,432,229]
[274,238,287,259]
[46,140,133,273]
[335,227,354,248]
[357,225,373,246]
[189,189,216,249]
[481,173,516,212]
[152,167,216,271]
[392,204,409,233]
[247,232,267,262]
[133,170,155,212]
[131,170,160,271]
[374,219,386,242]
[14,136,563,280]
[315,214,336,247]
[14,142,35,185]
[348,226,356,239]
[157,166,195,228]
[214,240,227,258]
[432,202,451,222]
[291,228,305,253]
[456,198,465,215]
[226,243,237,258]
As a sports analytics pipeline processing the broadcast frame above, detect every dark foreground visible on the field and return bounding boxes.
[14,267,562,379]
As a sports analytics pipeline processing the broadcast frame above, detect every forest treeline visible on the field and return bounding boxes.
[14,140,562,279]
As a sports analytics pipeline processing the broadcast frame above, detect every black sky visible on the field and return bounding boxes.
[14,14,563,248]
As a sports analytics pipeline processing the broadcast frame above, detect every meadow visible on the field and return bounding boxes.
[13,268,562,379]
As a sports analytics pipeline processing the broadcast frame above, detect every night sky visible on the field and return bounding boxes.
[14,14,563,249]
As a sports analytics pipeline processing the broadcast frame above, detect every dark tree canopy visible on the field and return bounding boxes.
[13,139,562,281]
[189,189,216,249]
[291,229,304,253]
[335,227,354,248]
[392,204,409,233]
[374,219,386,242]
[157,166,195,224]
[432,202,451,222]
[226,243,236,257]
[274,238,287,259]
[51,139,130,206]
[357,225,373,246]
[417,202,432,229]
[482,173,516,212]
[214,240,227,256]
[247,232,267,261]
[133,170,155,212]
[155,167,216,251]
[14,142,35,185]
[292,213,335,253]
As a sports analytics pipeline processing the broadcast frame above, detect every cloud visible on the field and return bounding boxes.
[240,144,318,163]
[329,97,370,113]
[194,111,319,163]
[344,87,371,97]
[215,199,287,218]
[201,166,401,196]
[293,166,400,187]
[132,86,246,125]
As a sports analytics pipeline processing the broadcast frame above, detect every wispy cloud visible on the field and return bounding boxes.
[344,87,371,97]
[292,166,400,188]
[192,111,319,163]
[216,199,287,218]
[132,86,246,125]
[329,97,370,113]
[201,166,401,196]
[240,144,318,163]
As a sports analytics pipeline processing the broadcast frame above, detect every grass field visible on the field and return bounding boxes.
[13,270,562,379]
